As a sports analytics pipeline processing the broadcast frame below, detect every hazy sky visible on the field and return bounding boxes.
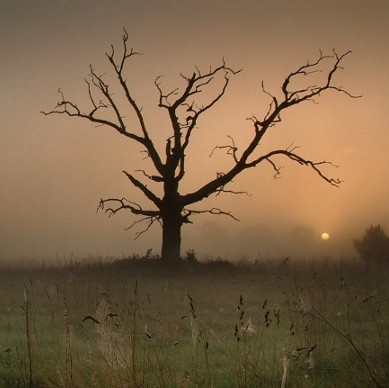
[1,0,388,261]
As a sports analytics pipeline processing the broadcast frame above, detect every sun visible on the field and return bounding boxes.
[321,232,330,240]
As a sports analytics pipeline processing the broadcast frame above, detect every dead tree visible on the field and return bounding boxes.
[42,30,360,261]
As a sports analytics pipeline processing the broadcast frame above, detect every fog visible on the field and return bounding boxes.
[1,0,389,262]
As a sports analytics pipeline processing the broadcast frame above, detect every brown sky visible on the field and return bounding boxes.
[1,0,388,261]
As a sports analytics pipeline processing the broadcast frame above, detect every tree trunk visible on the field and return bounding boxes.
[161,213,182,261]
[161,178,183,262]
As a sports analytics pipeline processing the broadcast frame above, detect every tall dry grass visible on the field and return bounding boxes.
[0,256,387,387]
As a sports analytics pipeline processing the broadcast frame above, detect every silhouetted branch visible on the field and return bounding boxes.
[135,169,164,182]
[182,207,239,223]
[104,32,165,175]
[41,82,145,145]
[266,158,283,179]
[247,148,342,186]
[125,215,162,239]
[106,28,141,74]
[122,170,162,207]
[209,135,239,163]
[84,78,108,116]
[281,50,361,105]
[215,186,251,196]
[211,172,251,196]
[154,61,241,184]
[98,197,158,217]
[155,76,179,109]
[259,81,281,123]
[42,32,165,177]
[98,197,160,239]
[182,50,355,206]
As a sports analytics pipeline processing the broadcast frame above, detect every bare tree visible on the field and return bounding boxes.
[42,30,359,261]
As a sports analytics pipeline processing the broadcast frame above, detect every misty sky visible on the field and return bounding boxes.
[1,0,388,261]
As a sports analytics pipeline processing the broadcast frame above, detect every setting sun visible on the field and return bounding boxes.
[321,232,330,240]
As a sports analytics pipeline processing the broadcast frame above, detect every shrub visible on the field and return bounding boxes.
[353,224,389,268]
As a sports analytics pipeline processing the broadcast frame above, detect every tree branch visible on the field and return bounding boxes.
[182,50,356,206]
[246,147,342,186]
[98,197,161,239]
[122,170,162,207]
[98,197,159,218]
[41,83,146,145]
[42,30,165,177]
[135,169,164,182]
[154,61,241,183]
[281,50,361,106]
[105,30,165,175]
[125,215,162,239]
[209,135,239,163]
[182,207,240,224]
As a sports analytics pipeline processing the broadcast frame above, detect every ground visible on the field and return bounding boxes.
[0,257,387,387]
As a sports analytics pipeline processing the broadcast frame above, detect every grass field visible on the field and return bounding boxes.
[0,256,387,387]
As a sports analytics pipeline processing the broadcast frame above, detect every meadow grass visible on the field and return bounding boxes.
[0,256,387,387]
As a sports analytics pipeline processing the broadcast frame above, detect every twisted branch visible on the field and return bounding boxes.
[98,197,160,239]
[182,207,240,224]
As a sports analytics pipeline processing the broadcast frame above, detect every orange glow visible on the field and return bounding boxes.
[0,1,388,260]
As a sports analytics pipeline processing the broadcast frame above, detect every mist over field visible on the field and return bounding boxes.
[1,5,389,387]
[1,0,389,262]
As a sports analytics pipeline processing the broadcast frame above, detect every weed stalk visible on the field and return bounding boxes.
[23,284,33,388]
[311,308,382,388]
